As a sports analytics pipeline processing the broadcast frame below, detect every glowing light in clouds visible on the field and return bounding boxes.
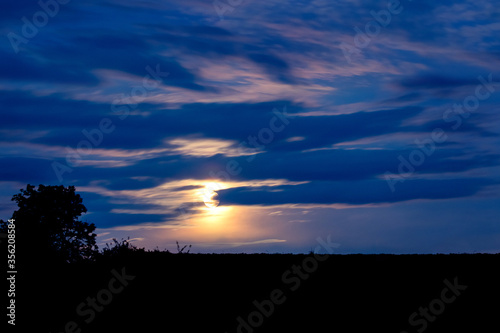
[202,183,221,208]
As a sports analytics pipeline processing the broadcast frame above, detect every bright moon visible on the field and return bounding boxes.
[202,186,220,208]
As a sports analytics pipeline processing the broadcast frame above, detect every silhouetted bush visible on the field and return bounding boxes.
[101,237,145,259]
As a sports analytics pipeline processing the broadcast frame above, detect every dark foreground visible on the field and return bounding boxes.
[12,253,500,332]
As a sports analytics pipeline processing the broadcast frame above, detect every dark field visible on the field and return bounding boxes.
[15,253,500,332]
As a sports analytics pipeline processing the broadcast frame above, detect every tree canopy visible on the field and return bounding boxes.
[0,184,98,263]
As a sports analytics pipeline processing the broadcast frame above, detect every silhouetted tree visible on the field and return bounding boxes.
[0,184,98,264]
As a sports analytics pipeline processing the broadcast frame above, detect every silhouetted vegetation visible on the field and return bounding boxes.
[176,240,192,254]
[0,184,190,264]
[1,184,98,264]
[101,237,145,257]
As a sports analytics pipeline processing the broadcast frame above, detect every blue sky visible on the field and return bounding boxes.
[1,0,499,253]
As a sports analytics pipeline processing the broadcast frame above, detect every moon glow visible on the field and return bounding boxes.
[203,187,220,208]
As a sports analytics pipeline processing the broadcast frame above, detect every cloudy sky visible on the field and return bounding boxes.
[1,0,499,253]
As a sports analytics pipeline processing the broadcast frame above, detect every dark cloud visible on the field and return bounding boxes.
[104,177,164,191]
[84,211,166,228]
[235,149,499,182]
[0,50,100,86]
[247,53,294,83]
[399,74,480,90]
[218,178,494,205]
[147,25,297,83]
[0,158,56,183]
[42,33,208,91]
[7,92,427,152]
[0,0,51,21]
[0,91,113,130]
[39,145,498,189]
[380,92,423,105]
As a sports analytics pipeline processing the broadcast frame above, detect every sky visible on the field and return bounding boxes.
[1,0,499,253]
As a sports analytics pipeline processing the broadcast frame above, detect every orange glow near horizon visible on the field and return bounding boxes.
[125,204,283,251]
[92,179,309,251]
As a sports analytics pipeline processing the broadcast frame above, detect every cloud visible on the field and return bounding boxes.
[166,137,256,157]
[0,50,100,86]
[218,178,495,206]
[398,74,480,90]
[195,239,287,248]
